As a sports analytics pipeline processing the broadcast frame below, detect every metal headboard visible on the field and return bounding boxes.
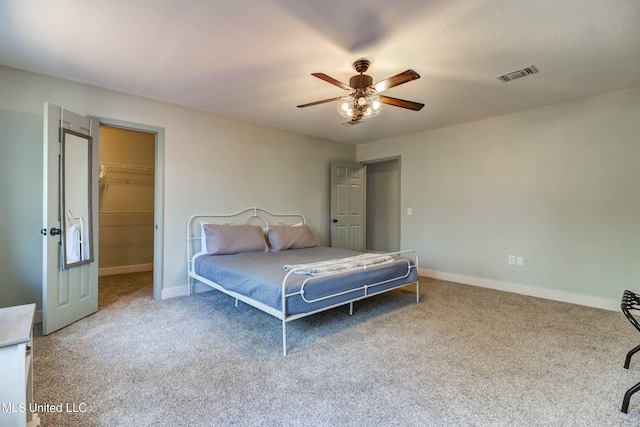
[186,207,307,291]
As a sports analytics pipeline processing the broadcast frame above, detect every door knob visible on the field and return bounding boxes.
[49,227,62,236]
[332,219,338,223]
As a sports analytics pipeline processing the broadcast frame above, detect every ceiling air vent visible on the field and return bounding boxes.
[496,65,538,82]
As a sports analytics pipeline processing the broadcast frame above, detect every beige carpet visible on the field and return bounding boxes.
[32,272,640,426]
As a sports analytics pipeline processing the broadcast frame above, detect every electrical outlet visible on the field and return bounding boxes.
[516,256,524,266]
[508,255,516,265]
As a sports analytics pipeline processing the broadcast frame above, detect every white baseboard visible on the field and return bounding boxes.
[419,268,619,312]
[161,269,619,311]
[99,263,153,277]
[161,282,211,300]
[161,286,186,299]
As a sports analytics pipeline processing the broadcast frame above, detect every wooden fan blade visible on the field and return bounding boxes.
[380,95,424,111]
[372,70,420,93]
[312,73,353,91]
[297,97,342,108]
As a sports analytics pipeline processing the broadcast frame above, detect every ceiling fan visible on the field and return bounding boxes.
[297,59,424,126]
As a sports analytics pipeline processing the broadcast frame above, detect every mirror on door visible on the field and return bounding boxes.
[61,129,94,268]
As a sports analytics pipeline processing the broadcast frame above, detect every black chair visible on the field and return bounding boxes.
[621,290,640,413]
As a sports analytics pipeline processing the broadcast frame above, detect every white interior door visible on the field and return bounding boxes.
[42,103,98,334]
[330,161,365,251]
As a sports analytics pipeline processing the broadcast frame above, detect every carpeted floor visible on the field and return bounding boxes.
[32,272,640,426]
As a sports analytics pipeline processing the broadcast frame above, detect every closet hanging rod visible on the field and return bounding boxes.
[99,211,154,216]
[100,162,154,172]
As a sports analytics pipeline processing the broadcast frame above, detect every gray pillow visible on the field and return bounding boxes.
[267,225,316,252]
[202,223,268,255]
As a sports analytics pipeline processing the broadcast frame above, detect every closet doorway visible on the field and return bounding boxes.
[98,125,156,296]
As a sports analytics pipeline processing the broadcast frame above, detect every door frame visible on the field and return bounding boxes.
[94,117,164,300]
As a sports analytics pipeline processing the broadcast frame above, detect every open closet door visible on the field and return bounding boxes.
[330,161,365,251]
[42,103,98,334]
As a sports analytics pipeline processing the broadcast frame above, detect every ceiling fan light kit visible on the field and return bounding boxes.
[298,58,424,125]
[337,92,383,120]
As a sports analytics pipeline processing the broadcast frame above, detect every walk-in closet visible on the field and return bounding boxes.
[98,126,155,276]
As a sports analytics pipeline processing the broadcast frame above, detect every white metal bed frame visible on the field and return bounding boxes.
[187,207,419,355]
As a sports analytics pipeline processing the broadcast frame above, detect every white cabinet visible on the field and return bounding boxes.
[0,304,40,427]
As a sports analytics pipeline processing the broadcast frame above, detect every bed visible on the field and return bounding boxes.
[187,207,419,355]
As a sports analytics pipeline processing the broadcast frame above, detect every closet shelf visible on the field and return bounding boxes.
[100,162,154,173]
[99,162,154,185]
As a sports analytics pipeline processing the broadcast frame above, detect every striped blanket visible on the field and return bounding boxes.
[283,254,394,276]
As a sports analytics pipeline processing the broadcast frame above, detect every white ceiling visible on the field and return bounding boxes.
[1,0,639,144]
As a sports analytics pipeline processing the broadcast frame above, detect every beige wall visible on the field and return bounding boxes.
[99,126,155,167]
[358,87,640,309]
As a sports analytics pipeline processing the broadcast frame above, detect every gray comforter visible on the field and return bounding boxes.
[193,246,418,315]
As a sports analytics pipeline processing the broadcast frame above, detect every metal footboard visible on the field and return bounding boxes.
[279,250,419,355]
